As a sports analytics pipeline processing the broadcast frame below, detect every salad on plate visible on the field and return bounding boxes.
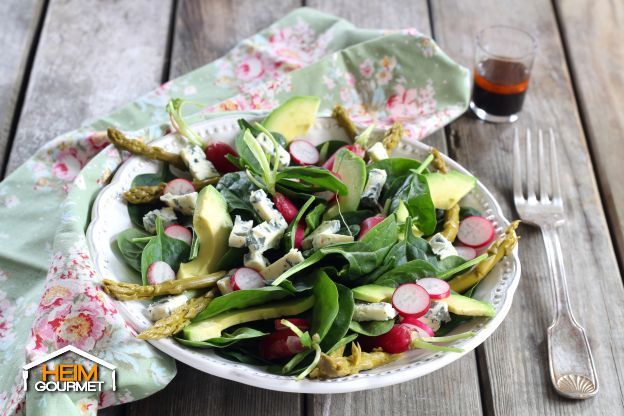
[101,96,519,380]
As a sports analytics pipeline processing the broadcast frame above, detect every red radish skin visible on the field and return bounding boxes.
[275,318,310,331]
[163,178,195,195]
[164,225,192,245]
[289,140,320,165]
[322,144,365,170]
[367,324,412,354]
[454,245,477,261]
[231,268,265,290]
[273,193,298,223]
[457,216,496,248]
[205,142,239,173]
[146,261,175,285]
[358,216,385,240]
[416,278,451,300]
[294,222,306,249]
[259,330,306,360]
[401,319,435,338]
[392,283,431,318]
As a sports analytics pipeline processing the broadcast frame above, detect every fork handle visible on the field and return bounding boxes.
[541,225,575,321]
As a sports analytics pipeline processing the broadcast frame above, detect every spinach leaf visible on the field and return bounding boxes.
[348,319,394,336]
[320,284,355,351]
[215,347,271,365]
[215,247,246,271]
[373,259,439,288]
[368,157,423,179]
[127,172,165,229]
[436,254,487,280]
[140,217,190,285]
[277,167,348,196]
[285,196,315,251]
[116,228,151,272]
[310,271,340,341]
[279,273,319,293]
[387,173,436,236]
[325,210,375,226]
[234,121,263,174]
[176,327,267,348]
[271,251,326,286]
[216,171,260,221]
[337,224,360,237]
[193,286,292,321]
[317,140,349,163]
[305,203,327,234]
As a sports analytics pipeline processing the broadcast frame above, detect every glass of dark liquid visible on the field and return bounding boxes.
[470,26,537,123]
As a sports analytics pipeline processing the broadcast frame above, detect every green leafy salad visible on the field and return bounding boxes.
[102,96,519,380]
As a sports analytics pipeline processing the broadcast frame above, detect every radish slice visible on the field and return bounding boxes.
[322,144,365,170]
[455,245,477,261]
[416,278,451,300]
[146,261,175,285]
[369,324,412,354]
[294,222,306,249]
[260,330,306,360]
[392,283,431,318]
[163,178,195,196]
[273,193,298,223]
[401,319,435,337]
[164,225,192,245]
[205,142,239,173]
[358,216,385,240]
[289,140,319,165]
[457,216,495,248]
[231,267,265,290]
[275,318,310,331]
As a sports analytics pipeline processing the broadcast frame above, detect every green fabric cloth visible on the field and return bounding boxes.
[0,8,469,415]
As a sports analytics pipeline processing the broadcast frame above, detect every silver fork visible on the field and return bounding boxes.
[513,128,598,399]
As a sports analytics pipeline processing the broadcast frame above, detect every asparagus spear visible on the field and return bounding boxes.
[382,122,404,154]
[123,178,219,205]
[331,104,358,141]
[137,289,216,339]
[441,204,460,242]
[431,148,449,173]
[449,221,520,293]
[107,128,187,169]
[102,271,225,300]
[309,342,400,379]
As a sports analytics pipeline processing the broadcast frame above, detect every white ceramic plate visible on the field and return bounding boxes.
[87,115,520,394]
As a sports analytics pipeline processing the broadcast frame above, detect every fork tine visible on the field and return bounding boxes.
[513,128,523,200]
[526,128,536,200]
[538,129,549,201]
[549,129,562,204]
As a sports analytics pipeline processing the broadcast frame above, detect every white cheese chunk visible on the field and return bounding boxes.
[180,145,219,181]
[367,142,389,162]
[419,301,451,331]
[312,233,354,250]
[260,249,305,280]
[361,168,387,207]
[142,207,177,233]
[256,133,290,168]
[244,250,269,271]
[352,302,398,322]
[229,215,253,248]
[160,192,198,215]
[429,233,458,259]
[247,219,286,253]
[147,294,189,321]
[217,276,234,295]
[249,189,287,226]
[302,220,341,249]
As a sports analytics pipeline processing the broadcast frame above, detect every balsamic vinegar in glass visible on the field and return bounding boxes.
[472,58,530,117]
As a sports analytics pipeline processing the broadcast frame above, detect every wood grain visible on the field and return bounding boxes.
[0,0,45,177]
[554,0,624,269]
[431,0,624,414]
[5,0,174,174]
[304,1,481,415]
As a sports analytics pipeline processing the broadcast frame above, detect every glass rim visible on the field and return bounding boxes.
[475,25,537,61]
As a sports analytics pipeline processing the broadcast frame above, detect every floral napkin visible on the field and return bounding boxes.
[0,7,469,415]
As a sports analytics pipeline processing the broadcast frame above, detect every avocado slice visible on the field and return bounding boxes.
[441,293,495,317]
[262,96,321,142]
[425,171,476,210]
[177,186,232,279]
[352,285,395,303]
[183,296,315,341]
[323,149,366,219]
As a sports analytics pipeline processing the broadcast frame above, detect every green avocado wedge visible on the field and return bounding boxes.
[323,149,366,219]
[441,293,495,317]
[262,96,320,142]
[352,284,394,303]
[425,171,476,210]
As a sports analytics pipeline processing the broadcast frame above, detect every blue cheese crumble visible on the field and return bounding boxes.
[142,207,177,233]
[180,145,219,181]
[229,215,253,248]
[260,249,305,280]
[160,192,197,215]
[361,168,387,208]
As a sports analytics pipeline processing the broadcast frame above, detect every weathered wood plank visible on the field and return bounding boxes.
[128,1,304,415]
[554,0,624,269]
[0,0,45,177]
[305,1,481,415]
[5,0,174,174]
[431,0,624,414]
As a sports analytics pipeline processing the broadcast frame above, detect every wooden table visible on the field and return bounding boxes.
[3,1,623,415]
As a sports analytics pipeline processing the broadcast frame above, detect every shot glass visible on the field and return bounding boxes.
[470,25,537,123]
